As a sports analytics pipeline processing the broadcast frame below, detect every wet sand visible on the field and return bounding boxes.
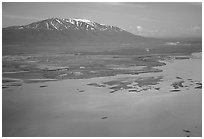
[2,53,202,137]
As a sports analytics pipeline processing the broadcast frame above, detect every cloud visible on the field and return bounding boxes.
[192,26,201,31]
[122,3,148,8]
[3,14,42,20]
[136,26,143,32]
[104,2,148,8]
[186,25,202,33]
[138,18,170,24]
[188,2,202,7]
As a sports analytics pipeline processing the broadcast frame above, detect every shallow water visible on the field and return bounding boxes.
[160,56,202,81]
[136,53,202,81]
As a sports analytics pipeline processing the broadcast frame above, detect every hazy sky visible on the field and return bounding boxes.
[2,2,202,38]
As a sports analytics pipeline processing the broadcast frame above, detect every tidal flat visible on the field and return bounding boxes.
[2,52,202,137]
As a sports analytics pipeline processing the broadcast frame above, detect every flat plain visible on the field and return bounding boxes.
[2,43,202,137]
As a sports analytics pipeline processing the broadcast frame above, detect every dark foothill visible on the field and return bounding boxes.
[176,77,182,79]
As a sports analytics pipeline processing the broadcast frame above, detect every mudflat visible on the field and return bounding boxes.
[2,52,201,137]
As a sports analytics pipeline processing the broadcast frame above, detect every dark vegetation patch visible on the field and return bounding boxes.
[3,54,167,81]
[195,86,202,89]
[183,129,191,133]
[135,76,163,86]
[103,76,163,93]
[128,89,140,93]
[154,87,160,90]
[103,81,121,86]
[2,83,22,88]
[87,83,106,87]
[171,81,184,89]
[176,77,182,79]
[2,86,9,89]
[195,82,202,89]
[110,90,118,93]
[2,78,23,88]
[79,90,85,93]
[2,79,18,83]
[101,116,108,119]
[40,85,47,88]
[170,89,181,92]
[175,56,190,59]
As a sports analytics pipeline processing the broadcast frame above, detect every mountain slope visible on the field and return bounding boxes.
[3,18,144,44]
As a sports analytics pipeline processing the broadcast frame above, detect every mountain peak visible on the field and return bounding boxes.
[4,17,126,32]
[73,18,95,26]
[3,17,143,44]
[73,18,92,23]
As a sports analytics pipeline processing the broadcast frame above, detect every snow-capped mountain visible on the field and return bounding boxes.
[5,18,125,32]
[3,18,144,44]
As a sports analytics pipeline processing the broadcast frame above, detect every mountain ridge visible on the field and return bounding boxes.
[4,18,126,32]
[3,17,145,44]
